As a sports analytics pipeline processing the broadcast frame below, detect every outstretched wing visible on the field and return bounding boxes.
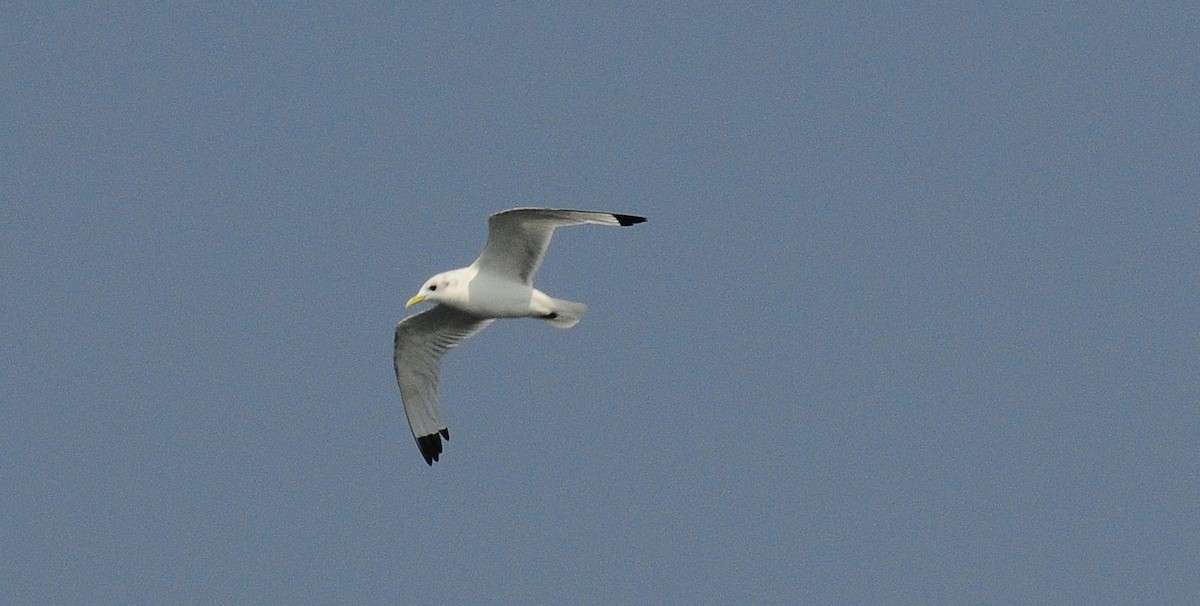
[471,208,647,284]
[393,304,493,465]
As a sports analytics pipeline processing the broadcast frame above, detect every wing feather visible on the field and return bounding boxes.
[393,305,492,465]
[471,208,647,284]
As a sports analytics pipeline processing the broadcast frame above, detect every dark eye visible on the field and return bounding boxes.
[429,285,437,291]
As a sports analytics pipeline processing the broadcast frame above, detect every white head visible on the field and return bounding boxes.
[406,269,470,308]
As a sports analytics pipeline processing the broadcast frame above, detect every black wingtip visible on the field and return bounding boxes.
[417,430,449,466]
[613,213,647,226]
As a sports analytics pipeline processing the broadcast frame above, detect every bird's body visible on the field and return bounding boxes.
[394,208,646,465]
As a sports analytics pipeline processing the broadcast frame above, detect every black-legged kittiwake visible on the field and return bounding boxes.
[394,208,647,465]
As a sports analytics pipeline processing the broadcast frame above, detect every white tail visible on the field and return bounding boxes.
[545,297,587,329]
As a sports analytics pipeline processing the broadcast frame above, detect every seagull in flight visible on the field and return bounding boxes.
[394,208,647,465]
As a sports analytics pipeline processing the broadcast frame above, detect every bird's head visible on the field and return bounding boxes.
[407,270,467,308]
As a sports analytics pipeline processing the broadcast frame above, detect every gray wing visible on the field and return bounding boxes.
[393,304,493,465]
[471,208,647,284]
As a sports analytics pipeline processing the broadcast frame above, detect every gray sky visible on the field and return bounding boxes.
[3,4,1197,604]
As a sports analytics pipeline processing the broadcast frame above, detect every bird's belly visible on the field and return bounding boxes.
[463,274,536,317]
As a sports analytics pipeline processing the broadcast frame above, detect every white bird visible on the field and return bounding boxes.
[394,208,647,465]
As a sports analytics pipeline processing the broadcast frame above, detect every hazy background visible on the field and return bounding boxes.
[3,4,1197,603]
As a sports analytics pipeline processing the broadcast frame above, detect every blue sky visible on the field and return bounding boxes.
[3,4,1197,603]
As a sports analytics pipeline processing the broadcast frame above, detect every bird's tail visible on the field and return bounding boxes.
[545,297,587,329]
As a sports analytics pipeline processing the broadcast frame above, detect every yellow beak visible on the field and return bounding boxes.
[406,295,426,308]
